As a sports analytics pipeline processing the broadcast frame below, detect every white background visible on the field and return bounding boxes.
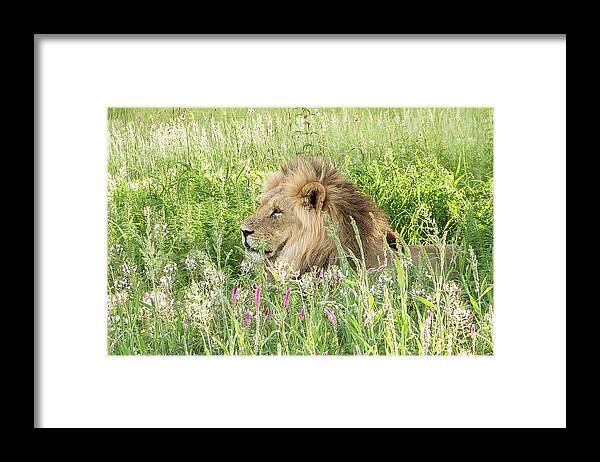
[36,36,566,428]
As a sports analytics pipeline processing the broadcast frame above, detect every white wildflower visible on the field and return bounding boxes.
[184,255,198,271]
[200,127,209,153]
[324,265,345,286]
[109,243,123,258]
[240,259,254,273]
[410,287,434,305]
[121,262,132,277]
[298,270,317,295]
[210,119,225,144]
[159,275,171,290]
[363,307,375,325]
[153,223,167,239]
[163,262,177,274]
[141,290,175,322]
[378,271,393,286]
[369,284,383,299]
[453,307,473,323]
[442,281,462,313]
[270,258,296,282]
[400,255,413,270]
[184,281,217,327]
[203,265,224,287]
[108,291,129,311]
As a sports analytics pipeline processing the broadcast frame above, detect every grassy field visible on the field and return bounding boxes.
[107,107,494,355]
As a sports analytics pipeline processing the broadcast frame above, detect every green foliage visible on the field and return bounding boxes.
[350,156,469,244]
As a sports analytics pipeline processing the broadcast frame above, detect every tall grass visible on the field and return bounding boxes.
[107,107,493,355]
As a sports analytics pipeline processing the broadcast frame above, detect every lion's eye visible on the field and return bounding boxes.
[270,208,282,218]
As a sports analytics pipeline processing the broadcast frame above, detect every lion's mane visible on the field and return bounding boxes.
[263,157,397,273]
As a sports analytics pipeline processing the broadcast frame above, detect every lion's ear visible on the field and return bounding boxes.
[300,181,326,214]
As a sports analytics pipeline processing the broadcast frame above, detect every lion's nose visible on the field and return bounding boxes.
[241,228,254,243]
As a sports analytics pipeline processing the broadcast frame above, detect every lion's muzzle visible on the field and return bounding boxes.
[241,227,254,250]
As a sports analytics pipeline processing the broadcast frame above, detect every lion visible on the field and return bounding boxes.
[240,157,456,275]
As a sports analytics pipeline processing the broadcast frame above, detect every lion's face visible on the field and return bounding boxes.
[240,170,327,264]
[240,192,301,260]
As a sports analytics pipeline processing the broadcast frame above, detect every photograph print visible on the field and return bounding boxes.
[106,107,494,356]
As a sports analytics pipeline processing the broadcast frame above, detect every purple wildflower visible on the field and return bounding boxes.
[471,323,476,352]
[182,318,187,331]
[319,268,324,279]
[324,307,337,328]
[232,285,238,305]
[255,286,261,309]
[264,306,269,320]
[323,351,328,356]
[355,345,362,355]
[369,263,386,272]
[283,288,291,309]
[245,310,251,327]
[300,305,305,321]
